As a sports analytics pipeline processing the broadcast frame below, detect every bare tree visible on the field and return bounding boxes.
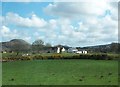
[32,39,44,53]
[45,43,52,47]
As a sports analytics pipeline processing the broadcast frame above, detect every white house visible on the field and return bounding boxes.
[57,47,60,53]
[76,50,88,54]
[22,53,31,56]
[3,51,7,53]
[68,48,78,53]
[68,47,88,54]
[83,51,88,54]
[62,47,66,52]
[76,51,82,54]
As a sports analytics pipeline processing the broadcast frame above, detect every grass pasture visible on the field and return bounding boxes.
[2,60,118,85]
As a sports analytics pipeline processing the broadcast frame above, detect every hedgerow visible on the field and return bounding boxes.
[2,53,120,62]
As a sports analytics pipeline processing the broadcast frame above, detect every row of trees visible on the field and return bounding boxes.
[32,39,52,53]
[7,39,52,55]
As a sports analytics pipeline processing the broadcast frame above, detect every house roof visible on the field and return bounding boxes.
[68,48,78,51]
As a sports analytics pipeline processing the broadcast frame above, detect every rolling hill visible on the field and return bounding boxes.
[0,39,31,52]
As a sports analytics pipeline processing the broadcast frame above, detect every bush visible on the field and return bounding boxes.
[107,54,119,60]
[74,53,108,60]
[33,55,43,60]
[52,54,62,59]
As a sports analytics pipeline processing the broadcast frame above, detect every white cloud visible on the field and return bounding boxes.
[24,36,32,42]
[43,2,118,46]
[1,26,32,43]
[50,13,117,46]
[4,12,47,28]
[1,26,18,39]
[49,19,57,29]
[44,2,114,19]
[1,1,118,46]
[1,26,10,34]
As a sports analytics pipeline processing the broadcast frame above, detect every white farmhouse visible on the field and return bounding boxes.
[68,48,78,53]
[83,51,88,54]
[57,47,60,53]
[76,51,82,54]
[62,47,66,52]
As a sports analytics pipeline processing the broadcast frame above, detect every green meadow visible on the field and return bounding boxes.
[2,59,118,85]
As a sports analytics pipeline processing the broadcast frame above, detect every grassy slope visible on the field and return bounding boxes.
[2,60,118,85]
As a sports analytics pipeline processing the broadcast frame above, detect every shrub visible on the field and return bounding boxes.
[52,54,62,59]
[72,55,80,59]
[42,56,48,60]
[33,55,43,60]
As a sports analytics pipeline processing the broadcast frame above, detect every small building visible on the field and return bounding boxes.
[57,47,66,53]
[83,50,87,54]
[57,47,61,53]
[3,51,7,53]
[76,50,88,54]
[76,51,82,54]
[61,47,66,52]
[67,48,78,53]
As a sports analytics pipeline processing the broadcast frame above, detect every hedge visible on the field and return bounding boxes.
[2,53,120,62]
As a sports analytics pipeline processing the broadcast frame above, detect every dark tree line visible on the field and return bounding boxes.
[31,39,52,53]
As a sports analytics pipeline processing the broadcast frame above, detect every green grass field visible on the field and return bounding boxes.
[2,60,118,85]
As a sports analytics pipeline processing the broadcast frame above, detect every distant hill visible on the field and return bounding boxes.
[78,43,120,53]
[0,39,31,52]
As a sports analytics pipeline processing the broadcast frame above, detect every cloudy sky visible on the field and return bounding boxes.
[1,1,118,47]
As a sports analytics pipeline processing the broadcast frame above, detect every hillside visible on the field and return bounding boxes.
[80,43,120,53]
[0,39,31,52]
